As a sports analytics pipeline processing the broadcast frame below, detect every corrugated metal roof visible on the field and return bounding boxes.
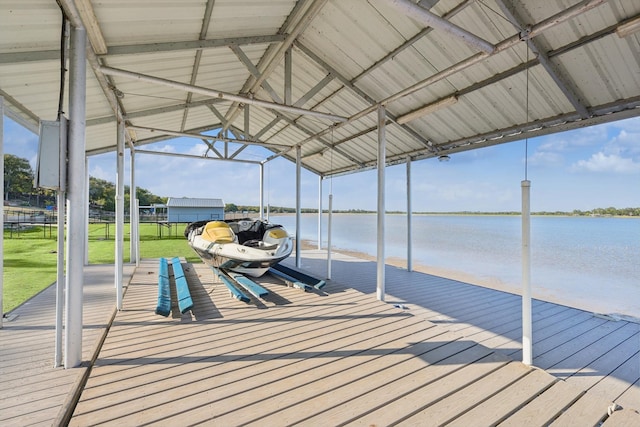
[1,0,639,177]
[166,198,225,208]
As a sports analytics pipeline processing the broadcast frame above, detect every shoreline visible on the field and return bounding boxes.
[299,239,640,322]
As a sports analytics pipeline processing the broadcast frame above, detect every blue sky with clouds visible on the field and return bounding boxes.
[3,115,639,212]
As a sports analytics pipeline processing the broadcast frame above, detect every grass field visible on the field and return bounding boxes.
[3,222,201,313]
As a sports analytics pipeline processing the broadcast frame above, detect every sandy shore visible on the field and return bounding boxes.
[299,240,640,322]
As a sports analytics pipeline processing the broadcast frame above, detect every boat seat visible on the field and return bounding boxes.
[202,221,236,243]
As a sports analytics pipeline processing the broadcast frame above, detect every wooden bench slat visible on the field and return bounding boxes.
[155,258,171,317]
[171,257,193,314]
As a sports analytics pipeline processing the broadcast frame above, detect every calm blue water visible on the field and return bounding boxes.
[271,213,640,316]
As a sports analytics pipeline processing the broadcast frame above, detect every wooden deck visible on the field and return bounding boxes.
[2,251,638,426]
[0,264,136,426]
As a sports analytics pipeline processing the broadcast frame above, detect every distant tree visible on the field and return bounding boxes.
[89,176,166,212]
[89,176,116,211]
[126,186,165,210]
[225,203,238,212]
[4,154,34,200]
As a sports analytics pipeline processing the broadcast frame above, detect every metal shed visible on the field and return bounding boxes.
[166,197,225,223]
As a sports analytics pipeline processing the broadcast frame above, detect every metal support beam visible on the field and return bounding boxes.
[101,34,287,57]
[65,26,87,369]
[126,125,290,150]
[244,104,250,139]
[327,193,333,280]
[296,0,606,150]
[318,175,322,250]
[406,157,413,272]
[55,116,67,366]
[222,0,329,130]
[522,180,533,365]
[0,97,4,329]
[285,47,292,105]
[115,118,125,311]
[181,0,216,132]
[259,163,265,220]
[377,106,386,301]
[84,157,89,265]
[380,0,495,53]
[294,42,436,152]
[495,0,589,119]
[231,45,283,104]
[135,149,261,165]
[100,66,347,123]
[130,148,138,264]
[295,145,302,268]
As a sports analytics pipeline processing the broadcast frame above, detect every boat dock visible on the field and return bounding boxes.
[1,251,638,426]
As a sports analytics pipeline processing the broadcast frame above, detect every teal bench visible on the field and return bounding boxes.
[155,258,171,316]
[171,257,194,314]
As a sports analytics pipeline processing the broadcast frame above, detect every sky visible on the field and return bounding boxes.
[3,115,639,212]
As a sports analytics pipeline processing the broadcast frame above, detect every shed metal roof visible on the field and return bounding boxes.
[166,198,225,208]
[1,0,639,177]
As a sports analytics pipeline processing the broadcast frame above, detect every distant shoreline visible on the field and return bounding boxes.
[270,211,639,219]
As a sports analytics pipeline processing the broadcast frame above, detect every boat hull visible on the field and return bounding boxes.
[186,219,293,277]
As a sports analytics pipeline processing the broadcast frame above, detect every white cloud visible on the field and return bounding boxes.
[527,150,564,167]
[571,152,640,174]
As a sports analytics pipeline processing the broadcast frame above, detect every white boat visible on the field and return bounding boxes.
[185,219,293,277]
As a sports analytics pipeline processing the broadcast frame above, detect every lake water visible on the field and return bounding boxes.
[271,213,640,318]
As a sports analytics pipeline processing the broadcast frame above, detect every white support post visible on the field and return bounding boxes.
[406,157,413,272]
[377,106,386,301]
[55,116,67,367]
[84,156,89,265]
[327,194,333,280]
[129,148,137,263]
[64,26,87,369]
[522,180,532,365]
[134,198,140,266]
[0,97,4,329]
[295,145,301,268]
[259,163,264,220]
[115,119,125,310]
[317,175,322,250]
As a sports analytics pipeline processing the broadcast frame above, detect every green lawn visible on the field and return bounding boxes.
[2,222,201,313]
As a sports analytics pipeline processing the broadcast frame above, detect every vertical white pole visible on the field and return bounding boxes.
[406,157,413,272]
[55,116,67,367]
[377,106,386,301]
[327,193,333,280]
[84,156,89,265]
[130,148,136,263]
[317,175,322,250]
[259,163,264,220]
[522,179,532,365]
[115,119,124,310]
[65,26,87,368]
[0,97,4,329]
[295,145,301,268]
[134,198,140,266]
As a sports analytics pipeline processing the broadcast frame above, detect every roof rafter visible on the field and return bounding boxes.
[494,0,590,119]
[222,0,329,132]
[180,0,217,132]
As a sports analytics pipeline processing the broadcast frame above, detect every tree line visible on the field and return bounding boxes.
[5,154,639,216]
[4,154,165,211]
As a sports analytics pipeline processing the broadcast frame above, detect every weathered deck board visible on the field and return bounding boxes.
[3,251,638,426]
[499,380,584,426]
[394,361,532,426]
[445,369,557,426]
[296,250,640,422]
[0,264,136,427]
